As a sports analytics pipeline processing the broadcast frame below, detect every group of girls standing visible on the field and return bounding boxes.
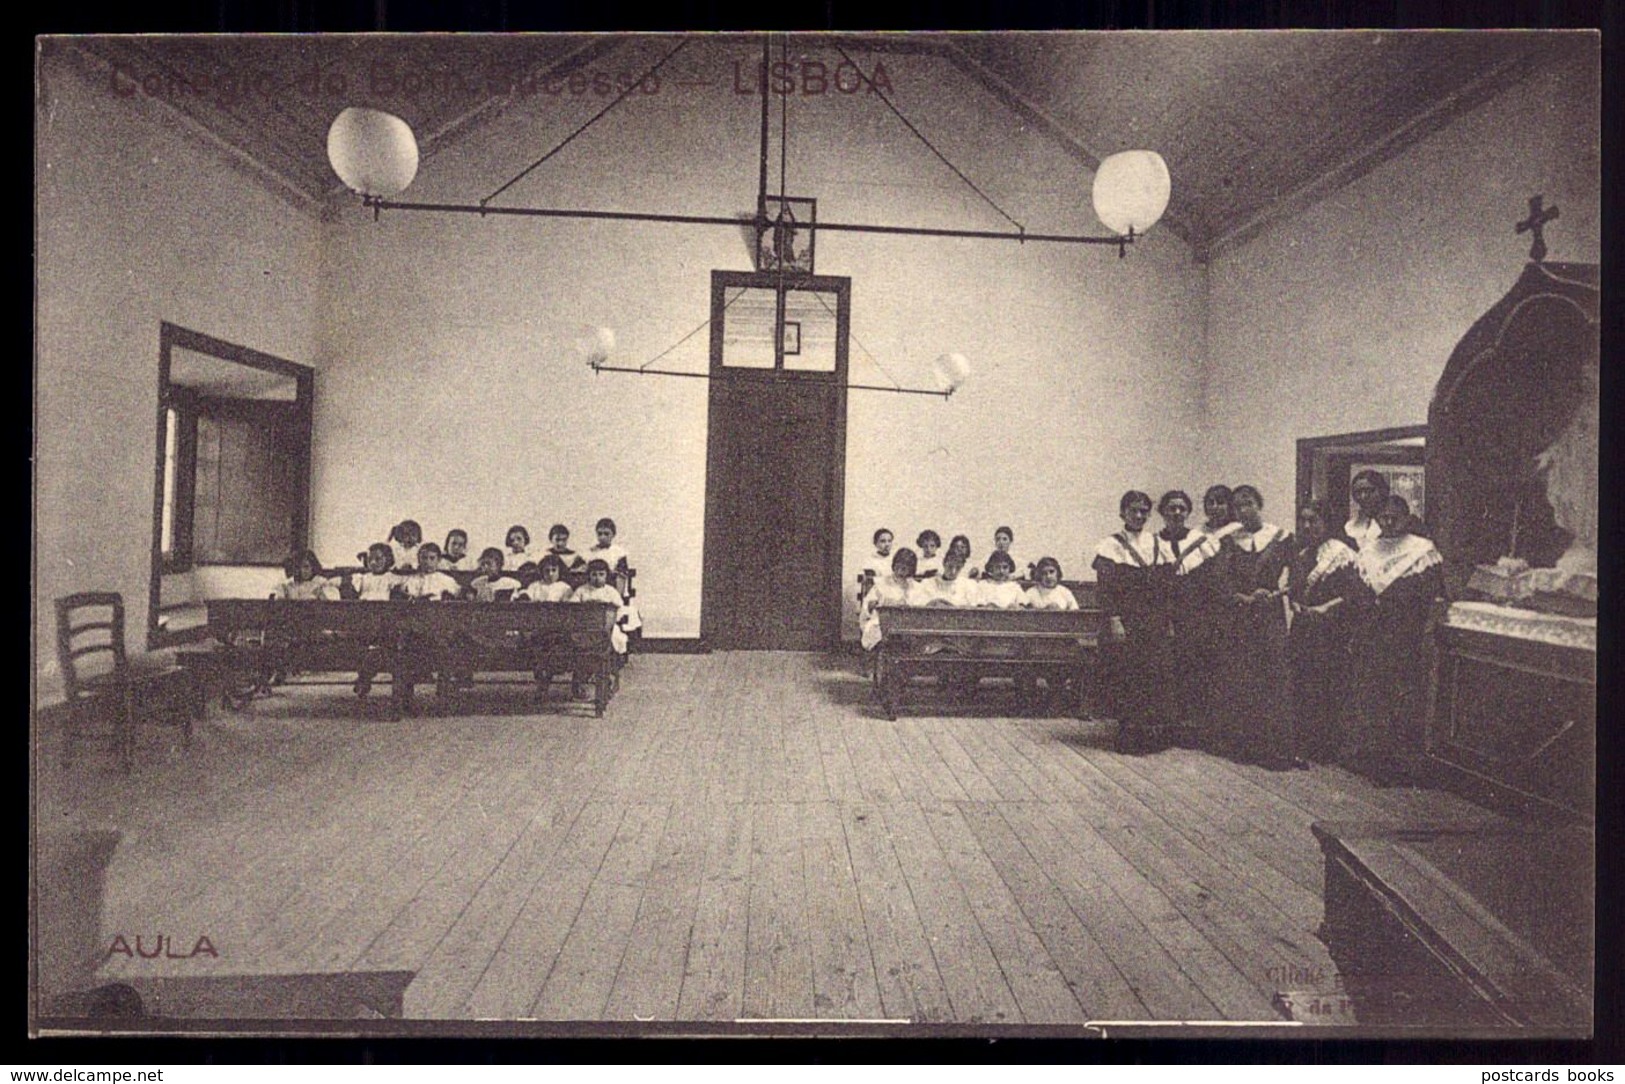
[1092,473,1444,769]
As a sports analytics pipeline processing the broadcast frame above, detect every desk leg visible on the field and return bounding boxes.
[594,653,609,717]
[876,655,899,721]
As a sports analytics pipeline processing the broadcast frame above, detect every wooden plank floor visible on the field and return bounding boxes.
[36,651,1507,1025]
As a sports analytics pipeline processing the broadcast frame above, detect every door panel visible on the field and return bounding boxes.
[702,271,849,650]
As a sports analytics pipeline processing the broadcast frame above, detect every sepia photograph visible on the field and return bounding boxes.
[31,29,1600,1040]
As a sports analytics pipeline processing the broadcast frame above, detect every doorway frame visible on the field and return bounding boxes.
[700,270,851,650]
[148,322,314,649]
[1296,423,1428,524]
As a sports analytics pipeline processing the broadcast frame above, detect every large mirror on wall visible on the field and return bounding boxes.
[148,323,313,648]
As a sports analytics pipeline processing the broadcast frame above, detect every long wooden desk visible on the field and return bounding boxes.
[199,598,622,717]
[872,605,1104,720]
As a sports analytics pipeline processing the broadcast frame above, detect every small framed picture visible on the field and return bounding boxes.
[756,196,816,274]
[782,321,801,356]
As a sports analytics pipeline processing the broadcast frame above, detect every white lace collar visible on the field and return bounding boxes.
[1301,537,1355,591]
[1175,521,1238,573]
[1231,523,1285,553]
[1356,533,1442,595]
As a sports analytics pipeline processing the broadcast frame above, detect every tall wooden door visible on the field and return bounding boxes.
[702,271,849,650]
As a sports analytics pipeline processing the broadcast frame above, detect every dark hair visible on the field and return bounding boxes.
[595,517,617,534]
[890,547,919,576]
[1231,484,1264,508]
[1034,556,1063,579]
[285,549,323,579]
[916,529,941,549]
[537,554,567,579]
[585,557,611,575]
[1351,469,1391,498]
[391,519,422,544]
[994,525,1014,540]
[1203,484,1233,506]
[942,549,966,569]
[506,524,531,547]
[1297,500,1340,549]
[1158,490,1192,515]
[948,534,972,557]
[445,528,468,545]
[1119,490,1153,515]
[873,527,894,545]
[417,542,442,560]
[549,523,570,540]
[985,550,1016,573]
[366,542,395,569]
[479,547,505,566]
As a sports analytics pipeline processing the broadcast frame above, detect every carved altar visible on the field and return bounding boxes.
[1314,235,1597,1034]
[1424,253,1598,821]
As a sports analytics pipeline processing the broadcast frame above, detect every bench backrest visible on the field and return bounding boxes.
[205,598,619,640]
[875,604,1104,641]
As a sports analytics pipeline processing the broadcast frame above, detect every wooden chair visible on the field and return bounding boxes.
[55,592,195,773]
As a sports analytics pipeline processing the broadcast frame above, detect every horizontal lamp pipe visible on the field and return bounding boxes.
[590,362,952,398]
[364,197,1132,248]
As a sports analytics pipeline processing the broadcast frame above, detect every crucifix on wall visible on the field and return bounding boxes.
[756,196,816,275]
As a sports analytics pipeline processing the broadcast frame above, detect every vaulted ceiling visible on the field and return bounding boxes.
[49,31,1588,260]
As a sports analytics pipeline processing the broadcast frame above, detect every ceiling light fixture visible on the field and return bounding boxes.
[325,35,1170,399]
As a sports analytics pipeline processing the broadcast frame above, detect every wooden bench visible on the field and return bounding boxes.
[871,605,1105,720]
[327,565,636,600]
[196,598,623,717]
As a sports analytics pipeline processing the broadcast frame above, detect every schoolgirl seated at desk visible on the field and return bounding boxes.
[1024,557,1079,610]
[403,543,461,600]
[585,518,642,636]
[343,543,404,600]
[518,555,574,602]
[468,548,522,601]
[860,547,919,652]
[545,524,586,573]
[277,550,340,601]
[503,525,533,571]
[856,528,896,607]
[977,551,1026,609]
[443,529,474,571]
[914,531,943,580]
[918,551,980,608]
[389,520,423,572]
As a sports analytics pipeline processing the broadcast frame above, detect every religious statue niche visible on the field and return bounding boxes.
[1425,238,1598,614]
[755,196,815,275]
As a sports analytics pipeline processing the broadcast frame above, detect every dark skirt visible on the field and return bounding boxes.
[1214,599,1295,762]
[1287,610,1350,761]
[1347,585,1436,755]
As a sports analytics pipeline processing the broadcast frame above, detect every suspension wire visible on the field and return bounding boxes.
[831,41,1025,235]
[637,286,747,371]
[774,34,790,366]
[757,35,771,212]
[482,39,689,207]
[811,290,903,391]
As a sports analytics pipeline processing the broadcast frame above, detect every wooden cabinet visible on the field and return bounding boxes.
[1429,620,1595,821]
[1313,820,1592,1033]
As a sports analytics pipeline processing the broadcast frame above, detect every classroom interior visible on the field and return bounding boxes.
[32,32,1600,1033]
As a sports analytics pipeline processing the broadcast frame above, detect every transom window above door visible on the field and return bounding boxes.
[718,279,842,375]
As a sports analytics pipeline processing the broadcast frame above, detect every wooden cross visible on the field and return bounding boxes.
[1515,195,1559,263]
